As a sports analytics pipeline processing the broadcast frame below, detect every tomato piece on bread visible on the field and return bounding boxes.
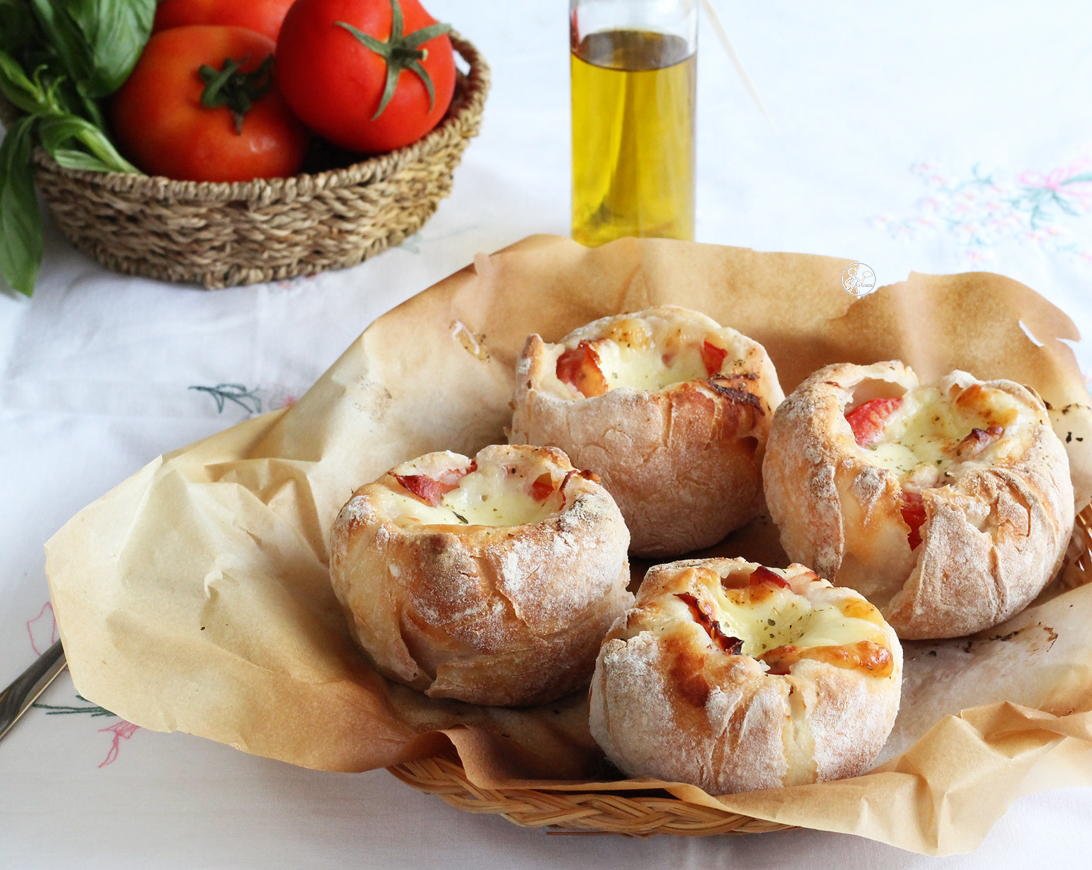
[846,397,903,447]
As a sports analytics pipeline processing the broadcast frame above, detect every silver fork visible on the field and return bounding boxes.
[0,640,67,742]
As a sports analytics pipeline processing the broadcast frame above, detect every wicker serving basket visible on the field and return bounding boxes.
[388,754,794,836]
[387,503,1092,837]
[3,33,489,289]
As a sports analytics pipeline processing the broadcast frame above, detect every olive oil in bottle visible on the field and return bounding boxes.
[571,28,696,246]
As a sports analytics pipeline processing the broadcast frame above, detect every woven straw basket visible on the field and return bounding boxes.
[4,33,488,289]
[388,504,1092,837]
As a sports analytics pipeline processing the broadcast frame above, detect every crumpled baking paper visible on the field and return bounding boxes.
[45,235,1092,855]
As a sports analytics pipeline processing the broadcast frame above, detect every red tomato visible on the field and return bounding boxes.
[845,397,903,447]
[555,341,608,397]
[109,26,309,182]
[899,490,927,549]
[275,0,456,153]
[700,340,728,375]
[153,0,297,41]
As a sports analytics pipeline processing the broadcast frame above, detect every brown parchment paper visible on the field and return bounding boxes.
[45,235,1092,855]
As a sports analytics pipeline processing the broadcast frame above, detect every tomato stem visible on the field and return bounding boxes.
[199,54,275,134]
[335,0,452,121]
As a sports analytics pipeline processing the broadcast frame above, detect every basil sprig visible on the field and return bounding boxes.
[0,0,154,296]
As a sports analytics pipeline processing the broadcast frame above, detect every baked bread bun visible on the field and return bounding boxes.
[589,558,902,794]
[329,444,633,706]
[509,305,784,557]
[763,361,1075,639]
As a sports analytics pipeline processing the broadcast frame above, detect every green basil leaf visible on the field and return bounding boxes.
[46,146,108,171]
[0,48,49,116]
[38,112,136,172]
[31,0,155,99]
[26,0,88,83]
[0,0,38,58]
[0,115,43,296]
[71,0,156,93]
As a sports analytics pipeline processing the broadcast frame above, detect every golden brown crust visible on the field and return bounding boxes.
[329,444,633,706]
[509,306,784,557]
[763,361,1076,639]
[587,558,903,794]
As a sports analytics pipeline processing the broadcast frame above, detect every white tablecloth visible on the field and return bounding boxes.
[4,1,1092,865]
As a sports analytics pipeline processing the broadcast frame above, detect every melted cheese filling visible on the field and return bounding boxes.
[543,314,733,398]
[663,571,895,663]
[383,464,561,528]
[862,385,1027,482]
[671,582,889,660]
[592,337,708,392]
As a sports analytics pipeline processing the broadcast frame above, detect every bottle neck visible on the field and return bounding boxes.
[569,0,698,54]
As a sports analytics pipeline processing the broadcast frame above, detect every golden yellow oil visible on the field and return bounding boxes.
[571,29,696,246]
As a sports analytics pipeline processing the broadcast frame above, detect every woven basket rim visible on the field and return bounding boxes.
[387,503,1092,836]
[387,754,795,837]
[24,30,489,203]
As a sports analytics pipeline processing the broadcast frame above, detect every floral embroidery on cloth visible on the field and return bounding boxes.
[189,382,299,415]
[874,158,1092,265]
[26,602,138,767]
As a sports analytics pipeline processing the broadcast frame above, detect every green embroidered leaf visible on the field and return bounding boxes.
[189,383,263,415]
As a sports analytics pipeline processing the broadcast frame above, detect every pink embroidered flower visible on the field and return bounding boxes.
[1017,159,1092,202]
[26,602,57,655]
[99,720,140,767]
[27,600,142,768]
[878,158,1092,266]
